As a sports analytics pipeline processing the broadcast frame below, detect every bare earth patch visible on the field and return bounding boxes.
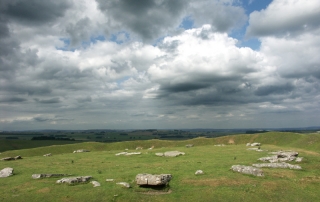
[37,187,50,193]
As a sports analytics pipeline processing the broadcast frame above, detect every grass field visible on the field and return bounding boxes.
[0,132,320,202]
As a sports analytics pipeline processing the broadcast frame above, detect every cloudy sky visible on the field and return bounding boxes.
[1,0,320,130]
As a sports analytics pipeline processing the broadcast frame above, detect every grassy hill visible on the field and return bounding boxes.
[0,132,319,201]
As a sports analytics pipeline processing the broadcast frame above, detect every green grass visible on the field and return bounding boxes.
[0,132,320,201]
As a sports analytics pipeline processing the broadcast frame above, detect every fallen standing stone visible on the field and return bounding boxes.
[0,167,14,178]
[73,149,90,153]
[56,176,92,184]
[136,173,172,186]
[252,162,302,170]
[115,152,141,156]
[164,151,185,157]
[32,174,71,179]
[230,165,264,176]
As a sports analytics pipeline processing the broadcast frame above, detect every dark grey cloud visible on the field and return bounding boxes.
[66,17,92,46]
[190,1,247,32]
[254,83,295,96]
[2,0,71,25]
[34,97,61,104]
[0,97,27,103]
[96,0,187,41]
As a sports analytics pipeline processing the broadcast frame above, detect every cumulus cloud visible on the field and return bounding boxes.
[0,0,319,130]
[246,0,320,37]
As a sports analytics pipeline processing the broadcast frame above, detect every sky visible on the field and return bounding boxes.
[1,0,320,130]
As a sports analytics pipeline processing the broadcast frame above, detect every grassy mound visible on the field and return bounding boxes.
[0,132,319,201]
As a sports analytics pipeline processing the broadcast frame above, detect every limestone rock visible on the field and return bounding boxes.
[295,157,303,162]
[186,144,194,148]
[32,174,71,179]
[214,144,225,146]
[136,173,172,186]
[252,162,302,170]
[136,147,143,150]
[116,182,131,188]
[56,176,92,184]
[231,165,264,176]
[106,179,114,182]
[195,170,204,175]
[43,153,52,157]
[164,151,185,157]
[250,143,261,146]
[0,167,14,178]
[91,181,101,187]
[246,143,251,146]
[73,149,90,153]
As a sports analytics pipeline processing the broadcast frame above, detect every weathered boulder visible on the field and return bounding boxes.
[32,174,71,179]
[91,181,101,187]
[246,143,251,146]
[230,165,264,176]
[56,176,92,184]
[195,170,204,175]
[136,173,172,186]
[0,167,14,178]
[14,155,22,160]
[43,153,52,157]
[73,149,90,153]
[252,162,302,170]
[106,179,114,182]
[186,144,194,148]
[250,143,261,146]
[116,182,131,188]
[164,151,185,157]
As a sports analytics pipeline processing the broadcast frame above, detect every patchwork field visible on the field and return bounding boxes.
[1,132,320,202]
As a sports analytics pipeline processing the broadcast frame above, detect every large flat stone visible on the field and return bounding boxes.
[136,173,172,186]
[56,176,92,184]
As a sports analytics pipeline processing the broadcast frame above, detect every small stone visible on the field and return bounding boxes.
[195,170,204,175]
[106,179,114,182]
[43,153,52,157]
[186,144,194,148]
[155,153,164,157]
[116,182,130,188]
[91,181,101,187]
[32,174,71,179]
